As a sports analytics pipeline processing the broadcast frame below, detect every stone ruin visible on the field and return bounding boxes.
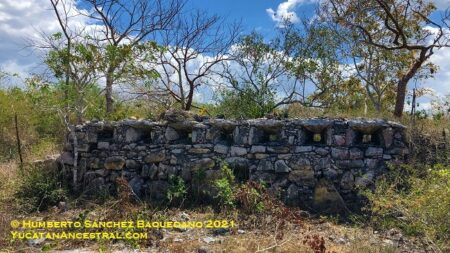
[58,115,409,212]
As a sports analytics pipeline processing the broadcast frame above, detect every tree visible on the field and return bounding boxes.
[82,0,183,113]
[283,22,344,108]
[150,10,241,111]
[217,32,293,117]
[326,0,450,117]
[40,0,101,124]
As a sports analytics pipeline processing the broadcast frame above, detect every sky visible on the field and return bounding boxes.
[0,0,449,110]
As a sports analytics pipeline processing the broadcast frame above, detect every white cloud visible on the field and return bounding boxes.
[431,0,450,10]
[420,47,450,95]
[0,0,94,83]
[266,0,316,27]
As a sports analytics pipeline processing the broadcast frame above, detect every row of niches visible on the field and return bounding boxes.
[89,124,402,148]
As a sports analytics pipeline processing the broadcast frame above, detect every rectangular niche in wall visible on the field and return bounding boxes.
[218,129,234,145]
[177,129,193,144]
[253,127,282,145]
[140,128,153,144]
[354,129,382,146]
[97,128,114,141]
[304,128,326,145]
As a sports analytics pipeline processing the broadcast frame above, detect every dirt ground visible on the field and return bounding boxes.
[0,162,437,253]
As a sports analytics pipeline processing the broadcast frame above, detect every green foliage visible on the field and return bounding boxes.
[166,175,187,205]
[215,87,276,119]
[213,162,236,210]
[15,163,67,213]
[234,181,267,214]
[364,163,450,249]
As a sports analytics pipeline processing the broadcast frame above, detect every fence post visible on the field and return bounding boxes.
[14,113,23,173]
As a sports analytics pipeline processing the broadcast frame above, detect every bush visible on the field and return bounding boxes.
[167,175,187,206]
[364,163,450,250]
[214,87,276,119]
[15,163,67,212]
[213,162,236,210]
[234,181,266,214]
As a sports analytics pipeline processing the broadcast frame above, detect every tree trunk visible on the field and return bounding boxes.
[393,49,431,118]
[105,73,114,114]
[393,79,408,117]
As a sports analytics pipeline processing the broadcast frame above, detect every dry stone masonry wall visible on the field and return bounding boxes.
[59,117,409,211]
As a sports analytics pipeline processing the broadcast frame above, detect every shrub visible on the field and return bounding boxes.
[213,162,236,210]
[214,87,276,119]
[234,181,266,214]
[167,175,187,206]
[15,163,67,212]
[364,163,450,250]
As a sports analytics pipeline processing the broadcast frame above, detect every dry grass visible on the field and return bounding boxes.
[0,162,19,249]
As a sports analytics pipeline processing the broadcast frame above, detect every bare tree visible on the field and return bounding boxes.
[150,10,241,110]
[217,32,298,112]
[326,0,450,117]
[82,0,184,113]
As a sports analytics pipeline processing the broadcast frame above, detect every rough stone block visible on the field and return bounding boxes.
[230,146,247,156]
[144,151,166,163]
[214,144,229,154]
[104,156,125,170]
[331,148,349,159]
[275,160,291,173]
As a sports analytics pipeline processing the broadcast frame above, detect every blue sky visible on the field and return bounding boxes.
[0,0,449,111]
[185,0,312,34]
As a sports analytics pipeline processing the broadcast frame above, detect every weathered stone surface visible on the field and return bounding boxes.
[147,180,169,200]
[315,147,329,156]
[290,158,311,171]
[257,160,274,171]
[104,156,125,170]
[225,157,249,169]
[340,172,354,190]
[250,145,266,153]
[295,146,313,153]
[365,147,383,157]
[336,159,365,169]
[214,144,229,154]
[275,160,291,173]
[129,177,144,196]
[316,157,331,169]
[58,152,74,165]
[165,127,180,141]
[349,148,363,159]
[365,159,380,169]
[141,164,158,179]
[267,146,290,153]
[250,171,276,184]
[288,169,315,186]
[286,184,299,203]
[382,128,394,148]
[125,128,141,142]
[301,119,333,133]
[331,148,349,160]
[188,148,210,154]
[144,152,166,163]
[62,117,408,212]
[230,146,247,156]
[355,171,375,188]
[313,179,349,214]
[192,158,215,169]
[125,159,140,170]
[97,141,110,150]
[334,135,346,146]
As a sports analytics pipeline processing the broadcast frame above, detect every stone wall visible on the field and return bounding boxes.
[58,117,408,211]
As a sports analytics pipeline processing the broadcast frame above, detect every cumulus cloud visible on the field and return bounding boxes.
[0,0,93,82]
[266,0,316,26]
[431,0,450,10]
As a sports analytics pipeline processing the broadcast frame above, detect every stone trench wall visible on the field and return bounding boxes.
[58,117,409,211]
